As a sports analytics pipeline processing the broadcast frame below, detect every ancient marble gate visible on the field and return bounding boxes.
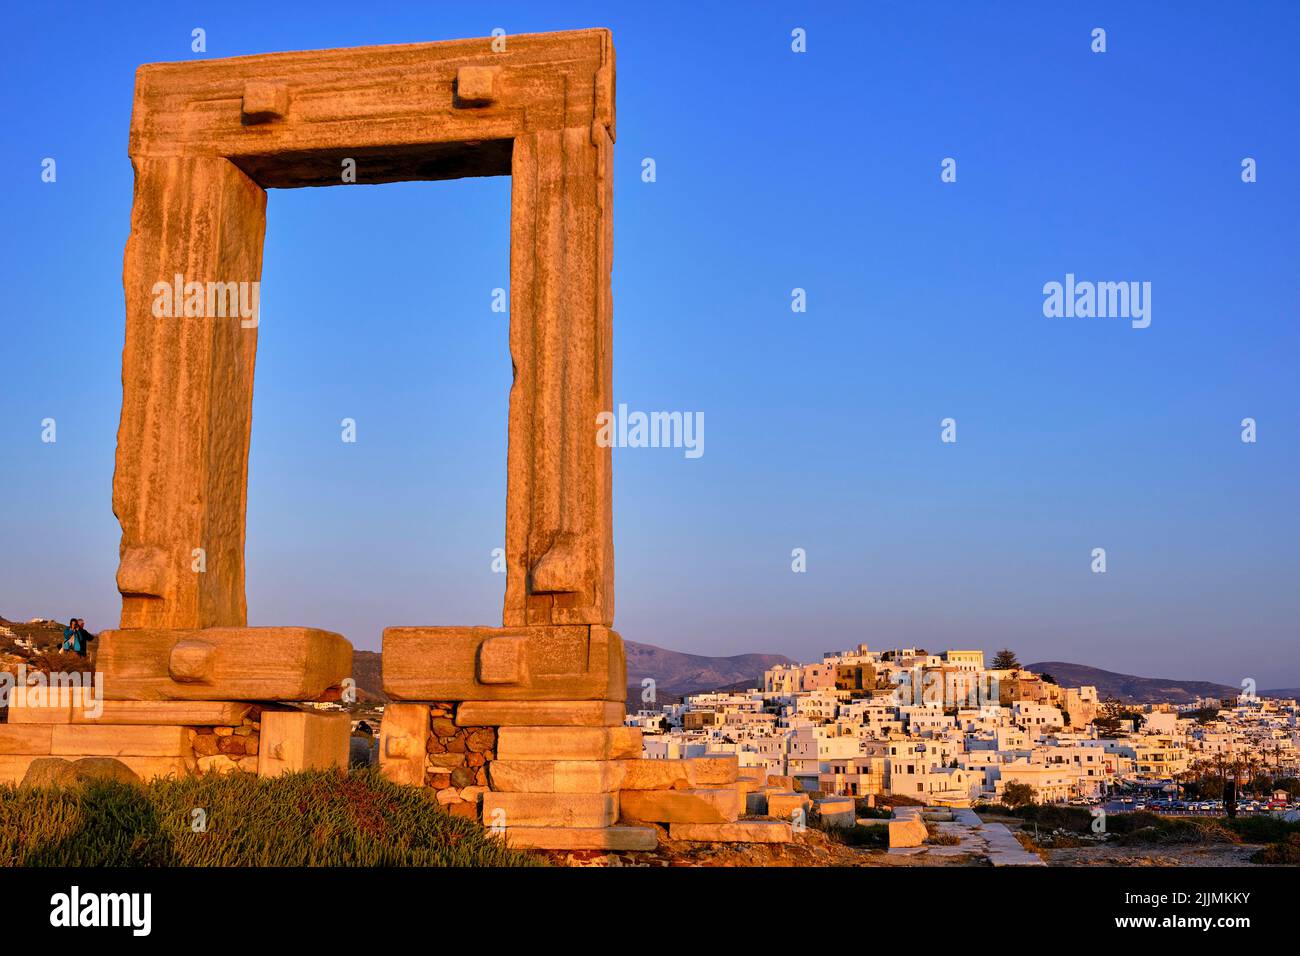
[76,29,653,848]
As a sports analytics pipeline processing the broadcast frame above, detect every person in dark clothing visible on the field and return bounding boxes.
[61,618,95,656]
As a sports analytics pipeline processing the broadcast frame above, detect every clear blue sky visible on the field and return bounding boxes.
[2,2,1297,687]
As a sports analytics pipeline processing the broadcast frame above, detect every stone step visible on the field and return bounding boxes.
[456,700,625,727]
[504,825,658,851]
[495,725,641,761]
[619,787,741,824]
[0,725,54,754]
[669,821,794,844]
[52,725,191,757]
[483,791,619,828]
[488,759,624,793]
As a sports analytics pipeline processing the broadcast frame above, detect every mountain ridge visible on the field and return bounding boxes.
[1026,661,1246,704]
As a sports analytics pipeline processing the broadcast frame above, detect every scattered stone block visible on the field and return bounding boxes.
[257,710,349,777]
[818,797,856,829]
[766,791,811,820]
[888,818,928,848]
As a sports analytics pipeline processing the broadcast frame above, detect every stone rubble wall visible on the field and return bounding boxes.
[188,705,264,774]
[423,702,494,819]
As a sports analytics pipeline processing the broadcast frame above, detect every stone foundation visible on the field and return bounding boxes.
[0,686,349,784]
[377,702,796,850]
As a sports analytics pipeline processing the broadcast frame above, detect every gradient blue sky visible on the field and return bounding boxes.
[2,2,1297,686]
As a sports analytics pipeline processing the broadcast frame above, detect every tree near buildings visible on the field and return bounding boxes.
[991,649,1020,670]
[1003,782,1037,808]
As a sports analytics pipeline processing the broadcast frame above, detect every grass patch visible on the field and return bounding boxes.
[0,768,542,867]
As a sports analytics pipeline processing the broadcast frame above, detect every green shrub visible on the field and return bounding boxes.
[1251,834,1300,865]
[1012,804,1094,833]
[1111,815,1236,846]
[826,822,887,848]
[0,768,542,867]
[1224,815,1300,844]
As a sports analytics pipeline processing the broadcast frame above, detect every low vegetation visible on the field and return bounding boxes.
[979,801,1300,860]
[0,768,542,867]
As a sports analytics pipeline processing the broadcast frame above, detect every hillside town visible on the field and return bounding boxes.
[626,646,1300,810]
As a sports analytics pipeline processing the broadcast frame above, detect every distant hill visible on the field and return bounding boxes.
[624,642,793,703]
[1027,661,1239,704]
[349,641,792,704]
[352,649,384,702]
[1261,688,1300,700]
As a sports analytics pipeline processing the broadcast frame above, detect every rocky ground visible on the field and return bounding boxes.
[530,822,988,867]
[1043,843,1264,866]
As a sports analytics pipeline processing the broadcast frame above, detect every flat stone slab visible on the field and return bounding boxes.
[51,725,190,757]
[505,825,658,851]
[496,726,641,761]
[981,822,1046,866]
[484,792,618,828]
[670,821,793,843]
[456,700,625,727]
